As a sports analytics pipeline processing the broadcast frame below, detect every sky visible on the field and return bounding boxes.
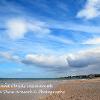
[0,0,100,78]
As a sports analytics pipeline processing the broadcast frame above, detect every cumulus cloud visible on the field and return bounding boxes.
[6,19,51,40]
[77,0,100,19]
[6,19,28,40]
[21,47,100,69]
[67,47,100,68]
[0,47,100,71]
[22,54,68,68]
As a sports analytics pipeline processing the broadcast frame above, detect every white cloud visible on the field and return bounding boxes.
[77,0,100,19]
[21,47,100,69]
[6,19,28,40]
[83,37,100,44]
[22,54,68,68]
[5,17,100,44]
[6,19,51,40]
[0,47,100,71]
[5,18,73,44]
[67,47,100,67]
[0,52,20,62]
[20,47,100,71]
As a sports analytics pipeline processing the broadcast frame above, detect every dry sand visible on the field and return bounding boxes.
[0,78,100,100]
[40,78,100,100]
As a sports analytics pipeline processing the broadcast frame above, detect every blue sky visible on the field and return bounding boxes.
[0,0,100,78]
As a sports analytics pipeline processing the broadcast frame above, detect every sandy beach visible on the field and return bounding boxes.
[0,78,100,100]
[40,78,100,100]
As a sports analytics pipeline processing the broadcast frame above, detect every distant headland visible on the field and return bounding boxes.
[60,74,100,79]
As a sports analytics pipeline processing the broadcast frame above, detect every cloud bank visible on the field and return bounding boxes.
[67,48,100,68]
[0,47,100,71]
[22,54,67,68]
